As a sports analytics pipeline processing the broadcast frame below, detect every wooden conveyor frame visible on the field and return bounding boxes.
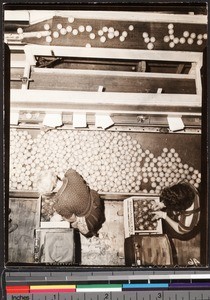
[5,10,208,25]
[10,45,203,118]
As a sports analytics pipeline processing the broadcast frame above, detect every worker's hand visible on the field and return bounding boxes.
[71,217,89,235]
[151,211,167,220]
[152,202,166,211]
[63,214,77,223]
[50,212,64,222]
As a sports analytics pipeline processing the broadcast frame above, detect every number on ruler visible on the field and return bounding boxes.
[104,293,109,300]
[157,293,161,298]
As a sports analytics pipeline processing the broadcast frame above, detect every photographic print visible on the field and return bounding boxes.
[4,3,208,267]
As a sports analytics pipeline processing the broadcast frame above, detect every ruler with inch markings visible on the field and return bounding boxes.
[4,270,210,300]
[5,290,210,300]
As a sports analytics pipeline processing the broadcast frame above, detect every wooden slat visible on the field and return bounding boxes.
[4,10,30,22]
[8,44,26,52]
[30,72,196,95]
[55,10,207,24]
[33,67,196,80]
[11,104,201,116]
[10,110,201,119]
[195,65,202,97]
[11,89,201,108]
[176,64,185,74]
[10,61,26,68]
[24,45,203,65]
[21,61,31,90]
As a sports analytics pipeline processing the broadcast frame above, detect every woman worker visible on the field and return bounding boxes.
[152,180,200,239]
[36,168,105,238]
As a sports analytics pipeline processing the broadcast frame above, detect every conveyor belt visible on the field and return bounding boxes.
[22,16,207,52]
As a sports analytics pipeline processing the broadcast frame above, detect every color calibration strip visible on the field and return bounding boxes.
[6,282,210,294]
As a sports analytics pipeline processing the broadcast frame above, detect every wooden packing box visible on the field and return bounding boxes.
[124,196,163,238]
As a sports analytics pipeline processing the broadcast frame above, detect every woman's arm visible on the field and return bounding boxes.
[165,215,187,234]
[152,211,187,235]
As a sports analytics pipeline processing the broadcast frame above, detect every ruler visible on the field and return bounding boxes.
[5,270,210,282]
[4,270,210,300]
[5,290,210,300]
[3,290,210,300]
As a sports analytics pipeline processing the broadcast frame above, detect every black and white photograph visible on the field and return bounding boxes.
[4,3,208,267]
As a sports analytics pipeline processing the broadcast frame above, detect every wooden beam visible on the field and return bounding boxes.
[24,45,203,66]
[8,44,26,52]
[11,89,201,110]
[195,64,202,97]
[9,190,158,200]
[55,10,207,24]
[4,10,30,22]
[176,64,185,74]
[11,61,25,68]
[21,62,31,90]
[33,67,196,80]
[6,10,207,25]
[9,110,201,118]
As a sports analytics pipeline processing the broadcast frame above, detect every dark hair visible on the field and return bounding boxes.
[160,182,195,211]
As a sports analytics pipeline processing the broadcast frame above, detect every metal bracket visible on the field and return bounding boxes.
[137,115,149,123]
[20,76,31,84]
[137,61,146,72]
[10,76,34,84]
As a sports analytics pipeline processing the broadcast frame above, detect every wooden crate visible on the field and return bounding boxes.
[36,195,70,229]
[124,196,162,238]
